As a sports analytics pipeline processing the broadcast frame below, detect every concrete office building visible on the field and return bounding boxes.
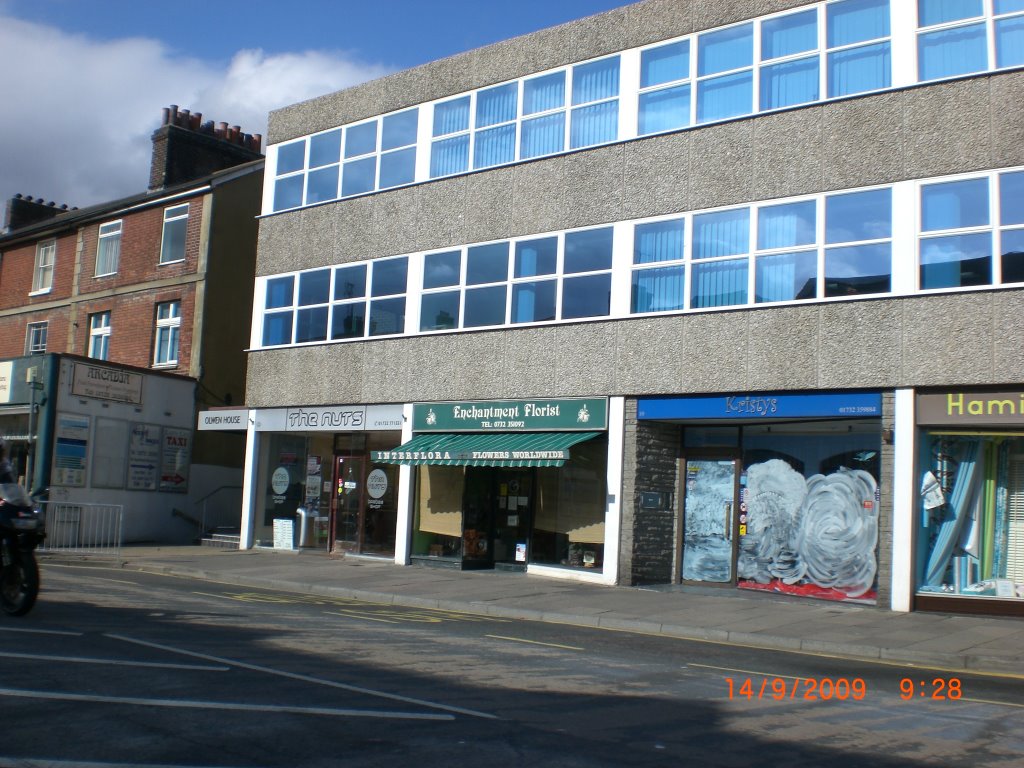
[240,0,1024,615]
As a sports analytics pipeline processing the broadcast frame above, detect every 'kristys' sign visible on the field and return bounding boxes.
[413,398,607,432]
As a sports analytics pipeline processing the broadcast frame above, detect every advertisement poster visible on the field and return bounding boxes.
[160,428,191,492]
[128,423,161,490]
[53,414,90,487]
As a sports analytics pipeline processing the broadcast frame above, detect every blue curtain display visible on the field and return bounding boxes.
[634,219,685,264]
[762,9,818,60]
[639,85,690,135]
[918,0,983,27]
[521,113,565,159]
[474,124,516,169]
[758,201,816,250]
[476,83,517,128]
[571,101,619,149]
[433,97,470,137]
[693,209,750,257]
[523,72,565,114]
[572,57,620,105]
[828,42,891,97]
[996,17,1024,68]
[430,135,469,178]
[697,71,753,123]
[756,251,817,303]
[919,23,988,80]
[760,57,819,110]
[632,265,685,313]
[698,23,753,76]
[827,0,890,47]
[641,40,689,87]
[692,259,748,307]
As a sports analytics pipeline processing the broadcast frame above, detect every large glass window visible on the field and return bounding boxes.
[825,188,893,296]
[89,311,111,360]
[31,239,55,293]
[570,56,620,149]
[697,23,753,123]
[159,204,189,264]
[917,0,1024,80]
[826,0,891,97]
[760,9,820,109]
[920,177,992,289]
[639,40,691,135]
[25,322,47,355]
[96,221,122,276]
[522,72,567,159]
[154,300,181,366]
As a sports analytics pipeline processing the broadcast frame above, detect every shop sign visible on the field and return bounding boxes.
[159,428,190,492]
[254,404,403,432]
[197,409,249,430]
[637,392,882,420]
[0,361,12,404]
[413,398,607,432]
[71,362,143,405]
[917,390,1024,426]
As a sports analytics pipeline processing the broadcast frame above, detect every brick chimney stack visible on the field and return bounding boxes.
[149,105,263,191]
[3,194,75,232]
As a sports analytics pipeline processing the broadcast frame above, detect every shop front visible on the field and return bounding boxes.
[914,389,1024,616]
[248,404,404,554]
[373,398,611,576]
[638,392,884,604]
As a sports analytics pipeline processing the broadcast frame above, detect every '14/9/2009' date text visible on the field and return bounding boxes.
[725,677,963,701]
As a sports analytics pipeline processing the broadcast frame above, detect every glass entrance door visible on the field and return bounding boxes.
[332,455,364,552]
[681,458,740,584]
[492,469,533,568]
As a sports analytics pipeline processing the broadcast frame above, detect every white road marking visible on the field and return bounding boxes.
[107,633,498,720]
[0,686,453,720]
[0,651,228,671]
[0,626,82,637]
[485,634,584,651]
[0,759,243,768]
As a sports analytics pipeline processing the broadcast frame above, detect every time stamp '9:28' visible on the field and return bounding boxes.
[725,677,963,701]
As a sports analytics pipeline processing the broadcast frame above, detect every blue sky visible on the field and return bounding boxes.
[0,0,634,212]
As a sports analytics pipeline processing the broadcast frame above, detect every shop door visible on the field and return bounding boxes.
[492,469,533,568]
[680,458,740,584]
[332,455,364,552]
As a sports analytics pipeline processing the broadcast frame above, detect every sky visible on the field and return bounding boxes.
[0,0,635,213]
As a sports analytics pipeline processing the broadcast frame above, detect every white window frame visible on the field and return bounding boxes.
[89,311,111,360]
[25,322,48,355]
[95,220,122,276]
[159,204,189,265]
[153,300,181,366]
[31,239,56,294]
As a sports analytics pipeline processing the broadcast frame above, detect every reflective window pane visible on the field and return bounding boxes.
[515,237,557,277]
[1002,229,1024,283]
[467,242,509,285]
[1001,171,1024,225]
[755,250,818,302]
[368,297,406,336]
[476,83,517,128]
[762,9,818,60]
[521,113,566,159]
[331,303,365,339]
[641,40,690,87]
[379,147,416,189]
[523,72,565,115]
[697,71,753,123]
[691,258,749,307]
[424,250,462,289]
[341,156,377,197]
[570,101,619,148]
[632,265,685,313]
[572,57,620,105]
[309,129,341,168]
[262,311,293,346]
[433,96,471,136]
[920,233,992,288]
[430,135,470,177]
[565,227,613,273]
[698,23,753,76]
[305,165,339,204]
[266,276,294,309]
[273,175,304,212]
[918,0,983,27]
[371,257,408,297]
[464,285,507,327]
[562,273,611,319]
[996,17,1024,69]
[758,200,816,250]
[634,219,685,264]
[827,42,891,97]
[918,23,987,81]
[825,243,892,296]
[295,306,328,343]
[298,269,330,306]
[277,141,306,175]
[345,121,377,158]
[474,124,516,169]
[760,57,819,110]
[382,109,419,150]
[420,291,461,331]
[334,264,366,300]
[996,0,1024,12]
[826,188,892,243]
[693,209,750,258]
[638,84,690,135]
[921,178,989,231]
[827,0,890,47]
[512,280,557,323]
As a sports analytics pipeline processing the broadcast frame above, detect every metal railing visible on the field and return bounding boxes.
[38,502,125,558]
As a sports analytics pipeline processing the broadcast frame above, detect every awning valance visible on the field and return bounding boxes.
[371,431,601,467]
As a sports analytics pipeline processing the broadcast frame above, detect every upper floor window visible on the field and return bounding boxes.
[31,240,55,293]
[917,0,1024,80]
[96,220,122,276]
[159,204,189,264]
[154,300,181,366]
[826,0,892,97]
[89,311,111,360]
[25,322,47,355]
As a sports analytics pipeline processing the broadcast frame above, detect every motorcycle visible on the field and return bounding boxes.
[0,482,45,616]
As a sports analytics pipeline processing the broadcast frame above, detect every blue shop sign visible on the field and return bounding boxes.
[637,392,882,420]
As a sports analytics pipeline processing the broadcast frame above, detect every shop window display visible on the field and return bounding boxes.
[917,434,1024,600]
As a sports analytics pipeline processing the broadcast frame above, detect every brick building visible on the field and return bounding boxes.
[0,106,264,541]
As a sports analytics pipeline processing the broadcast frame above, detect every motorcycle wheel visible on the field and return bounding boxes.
[0,541,39,617]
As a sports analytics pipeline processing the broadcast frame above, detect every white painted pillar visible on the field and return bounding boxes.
[891,388,916,612]
[393,403,415,565]
[239,411,259,550]
[603,396,626,586]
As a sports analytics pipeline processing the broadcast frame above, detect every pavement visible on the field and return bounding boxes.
[38,545,1024,678]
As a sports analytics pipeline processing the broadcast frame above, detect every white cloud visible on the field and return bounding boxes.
[0,14,392,210]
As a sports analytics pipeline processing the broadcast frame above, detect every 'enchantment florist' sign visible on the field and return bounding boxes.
[413,398,607,432]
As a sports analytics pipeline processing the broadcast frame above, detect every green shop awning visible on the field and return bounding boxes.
[371,431,601,467]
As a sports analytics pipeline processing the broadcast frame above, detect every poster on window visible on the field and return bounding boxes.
[53,413,90,487]
[128,423,161,490]
[159,427,191,492]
